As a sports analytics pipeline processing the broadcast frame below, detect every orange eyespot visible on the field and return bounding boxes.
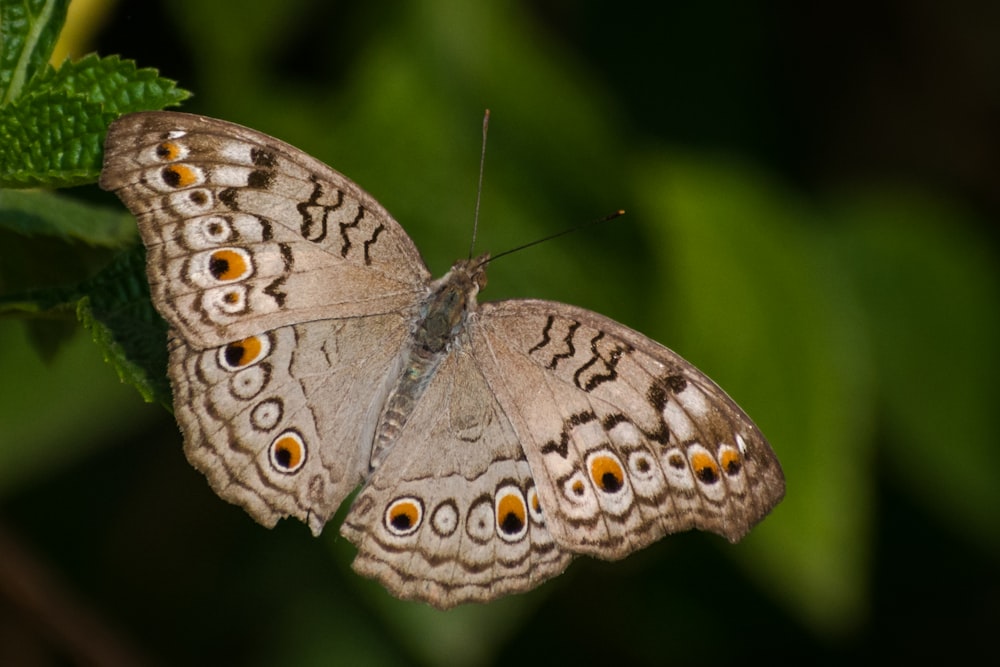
[496,492,526,537]
[385,498,422,535]
[155,141,182,161]
[223,291,240,304]
[720,448,743,476]
[691,451,720,484]
[222,336,265,368]
[209,249,250,281]
[526,487,545,524]
[161,164,199,188]
[269,432,306,473]
[571,480,585,496]
[589,454,625,493]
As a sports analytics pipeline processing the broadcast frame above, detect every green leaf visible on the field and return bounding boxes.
[76,244,171,406]
[0,0,71,103]
[0,90,112,187]
[0,53,189,187]
[0,188,136,246]
[29,53,191,115]
[0,239,168,406]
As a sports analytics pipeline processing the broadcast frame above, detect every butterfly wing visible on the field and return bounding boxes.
[170,317,409,534]
[100,111,431,349]
[100,111,433,534]
[341,346,573,608]
[471,300,785,559]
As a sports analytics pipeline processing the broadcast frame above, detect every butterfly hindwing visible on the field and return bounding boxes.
[341,348,573,608]
[171,315,411,535]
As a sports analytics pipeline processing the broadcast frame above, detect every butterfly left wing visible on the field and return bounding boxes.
[471,300,785,559]
[100,112,435,536]
[170,316,409,536]
[340,345,573,609]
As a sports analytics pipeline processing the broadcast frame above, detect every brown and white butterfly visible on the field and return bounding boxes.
[99,111,784,609]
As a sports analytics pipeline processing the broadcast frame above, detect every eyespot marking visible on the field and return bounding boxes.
[495,487,528,541]
[587,452,626,494]
[155,141,184,161]
[250,398,283,431]
[219,335,269,369]
[719,446,743,476]
[385,497,423,537]
[209,248,252,282]
[526,486,545,524]
[691,450,720,485]
[466,497,494,543]
[430,500,459,537]
[161,164,201,188]
[269,431,306,473]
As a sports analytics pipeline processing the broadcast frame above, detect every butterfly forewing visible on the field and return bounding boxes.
[100,111,431,349]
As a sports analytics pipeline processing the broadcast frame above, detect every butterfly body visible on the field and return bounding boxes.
[371,256,486,470]
[100,111,784,608]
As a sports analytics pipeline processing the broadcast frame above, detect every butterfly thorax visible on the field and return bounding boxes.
[368,254,490,470]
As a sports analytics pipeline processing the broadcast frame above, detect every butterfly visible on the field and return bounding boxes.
[99,111,784,608]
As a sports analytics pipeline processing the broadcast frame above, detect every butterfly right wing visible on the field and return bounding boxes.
[472,300,785,559]
[100,111,432,349]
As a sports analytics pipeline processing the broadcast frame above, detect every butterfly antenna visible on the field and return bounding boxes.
[468,109,490,259]
[482,210,626,267]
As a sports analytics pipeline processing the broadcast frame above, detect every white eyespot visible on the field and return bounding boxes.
[662,447,696,490]
[430,500,459,537]
[228,365,268,400]
[183,215,233,249]
[203,285,248,316]
[626,449,666,499]
[557,470,601,520]
[465,498,494,544]
[168,188,214,215]
[250,398,283,431]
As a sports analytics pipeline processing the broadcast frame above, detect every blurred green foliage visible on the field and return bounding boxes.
[1,0,997,665]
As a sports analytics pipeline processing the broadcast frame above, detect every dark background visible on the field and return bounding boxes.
[2,1,997,664]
